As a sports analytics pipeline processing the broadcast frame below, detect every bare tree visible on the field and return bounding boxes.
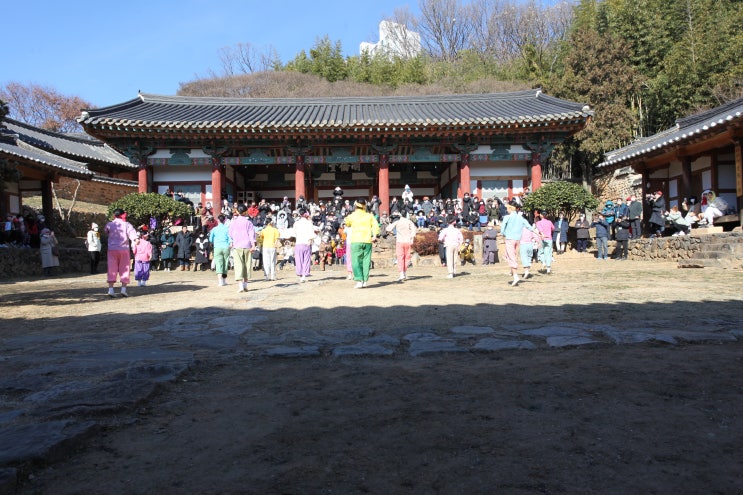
[417,0,477,61]
[218,42,281,76]
[0,82,93,132]
[380,7,423,59]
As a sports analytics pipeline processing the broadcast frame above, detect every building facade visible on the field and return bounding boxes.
[79,89,592,213]
[600,96,743,223]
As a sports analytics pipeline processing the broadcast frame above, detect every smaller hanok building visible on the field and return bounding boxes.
[600,97,743,226]
[0,118,136,224]
[78,89,592,214]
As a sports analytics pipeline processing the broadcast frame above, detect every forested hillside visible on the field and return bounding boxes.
[177,0,742,181]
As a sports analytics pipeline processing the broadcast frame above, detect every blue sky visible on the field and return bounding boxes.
[3,0,421,108]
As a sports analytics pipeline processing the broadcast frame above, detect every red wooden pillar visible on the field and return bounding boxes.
[295,155,306,202]
[211,157,224,204]
[530,155,542,192]
[379,154,390,215]
[138,161,148,193]
[459,152,471,199]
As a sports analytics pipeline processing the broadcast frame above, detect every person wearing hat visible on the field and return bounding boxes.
[293,209,317,282]
[386,211,417,282]
[86,222,102,274]
[105,208,139,297]
[228,204,257,293]
[438,216,463,279]
[344,198,380,288]
[39,227,59,276]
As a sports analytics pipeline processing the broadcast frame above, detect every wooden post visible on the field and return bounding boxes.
[379,154,390,216]
[459,152,471,199]
[295,155,306,203]
[211,157,223,204]
[680,156,692,203]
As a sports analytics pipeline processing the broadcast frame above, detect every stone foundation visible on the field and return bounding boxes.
[628,232,743,269]
[0,246,95,278]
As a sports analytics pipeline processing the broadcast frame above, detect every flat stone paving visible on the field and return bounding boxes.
[0,258,741,490]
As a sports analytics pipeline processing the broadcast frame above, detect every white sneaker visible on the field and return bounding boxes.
[447,274,454,279]
[510,278,519,286]
[354,282,363,289]
[362,281,367,288]
[347,274,353,280]
[398,274,405,281]
[300,276,307,283]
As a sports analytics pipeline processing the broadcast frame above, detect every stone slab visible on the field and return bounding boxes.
[450,326,495,335]
[546,336,600,347]
[332,344,395,357]
[262,346,321,358]
[474,339,537,351]
[519,326,592,338]
[408,340,467,357]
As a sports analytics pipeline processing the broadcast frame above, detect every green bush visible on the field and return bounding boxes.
[523,181,598,221]
[108,193,193,228]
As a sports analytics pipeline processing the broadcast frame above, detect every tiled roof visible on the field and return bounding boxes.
[0,131,93,178]
[3,118,134,168]
[79,90,592,132]
[600,96,743,168]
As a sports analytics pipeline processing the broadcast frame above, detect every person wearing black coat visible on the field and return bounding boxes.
[613,217,631,260]
[647,191,666,237]
[482,222,499,264]
[174,226,194,270]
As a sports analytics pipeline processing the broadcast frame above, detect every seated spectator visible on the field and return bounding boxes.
[665,206,691,236]
[700,190,728,226]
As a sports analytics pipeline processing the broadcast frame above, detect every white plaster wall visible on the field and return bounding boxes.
[152,166,211,182]
[692,156,711,172]
[470,161,528,178]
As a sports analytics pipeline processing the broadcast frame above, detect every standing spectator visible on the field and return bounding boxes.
[591,213,610,260]
[293,210,316,283]
[344,199,380,288]
[228,204,257,293]
[193,231,211,271]
[159,227,175,271]
[613,198,628,238]
[647,191,666,237]
[386,211,417,282]
[627,196,643,239]
[601,200,616,238]
[209,214,231,286]
[39,228,59,276]
[105,208,138,297]
[401,184,414,203]
[438,217,463,279]
[174,226,194,271]
[574,213,591,253]
[132,233,153,286]
[481,221,499,265]
[552,212,569,254]
[260,218,280,281]
[535,212,555,274]
[613,216,630,260]
[86,222,102,274]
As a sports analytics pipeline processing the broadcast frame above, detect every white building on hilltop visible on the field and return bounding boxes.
[360,20,421,59]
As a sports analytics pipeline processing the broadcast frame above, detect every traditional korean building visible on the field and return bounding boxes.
[0,118,136,224]
[79,89,592,214]
[600,97,743,225]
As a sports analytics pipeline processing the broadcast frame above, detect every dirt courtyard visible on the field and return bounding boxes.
[5,252,743,494]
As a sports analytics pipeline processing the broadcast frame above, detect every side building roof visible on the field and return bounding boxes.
[3,118,134,170]
[79,89,592,138]
[600,97,743,168]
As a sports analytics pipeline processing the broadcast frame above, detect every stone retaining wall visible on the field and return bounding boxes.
[628,232,743,268]
[0,246,94,279]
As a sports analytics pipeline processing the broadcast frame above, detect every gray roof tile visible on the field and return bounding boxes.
[4,118,134,169]
[80,89,592,133]
[600,96,743,168]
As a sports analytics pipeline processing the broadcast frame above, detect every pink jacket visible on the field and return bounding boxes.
[132,239,153,262]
